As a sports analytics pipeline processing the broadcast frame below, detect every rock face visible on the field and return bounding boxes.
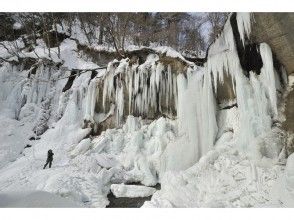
[83,49,194,135]
[252,13,294,75]
[215,71,236,105]
[251,13,294,155]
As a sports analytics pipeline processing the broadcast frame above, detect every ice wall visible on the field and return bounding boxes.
[161,66,218,172]
[91,12,281,170]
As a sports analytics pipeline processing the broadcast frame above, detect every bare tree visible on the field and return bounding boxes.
[104,13,132,57]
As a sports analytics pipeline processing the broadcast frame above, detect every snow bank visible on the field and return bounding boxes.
[111,184,156,198]
[144,144,285,207]
[91,116,177,186]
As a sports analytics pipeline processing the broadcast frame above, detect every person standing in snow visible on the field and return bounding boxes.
[43,149,54,169]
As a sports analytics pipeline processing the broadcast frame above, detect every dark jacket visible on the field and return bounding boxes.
[47,150,54,161]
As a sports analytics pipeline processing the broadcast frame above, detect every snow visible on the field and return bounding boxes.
[153,46,193,64]
[0,191,81,207]
[1,38,100,71]
[0,59,113,207]
[0,116,33,169]
[110,184,156,198]
[70,138,92,158]
[13,22,23,30]
[0,69,180,206]
[144,142,286,208]
[268,153,294,207]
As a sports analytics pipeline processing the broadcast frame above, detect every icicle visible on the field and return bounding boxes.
[236,12,252,46]
[166,65,173,109]
[128,65,134,114]
[149,63,157,111]
[116,79,124,126]
[155,63,164,89]
[259,43,278,117]
[84,79,98,123]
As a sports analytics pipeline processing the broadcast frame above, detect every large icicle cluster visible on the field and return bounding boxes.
[100,54,178,126]
[207,13,280,150]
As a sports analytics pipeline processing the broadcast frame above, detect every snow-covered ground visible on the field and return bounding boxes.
[0,191,81,207]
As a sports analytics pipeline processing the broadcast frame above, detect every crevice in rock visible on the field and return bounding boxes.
[230,13,263,76]
[62,70,78,92]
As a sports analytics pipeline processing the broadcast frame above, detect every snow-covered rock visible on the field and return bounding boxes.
[111,184,156,198]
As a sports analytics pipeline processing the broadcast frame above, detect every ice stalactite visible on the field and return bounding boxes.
[207,17,237,94]
[84,77,99,124]
[130,58,177,118]
[236,12,252,45]
[259,43,278,117]
[115,79,124,126]
[102,59,128,126]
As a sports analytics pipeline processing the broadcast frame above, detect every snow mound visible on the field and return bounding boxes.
[144,143,285,208]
